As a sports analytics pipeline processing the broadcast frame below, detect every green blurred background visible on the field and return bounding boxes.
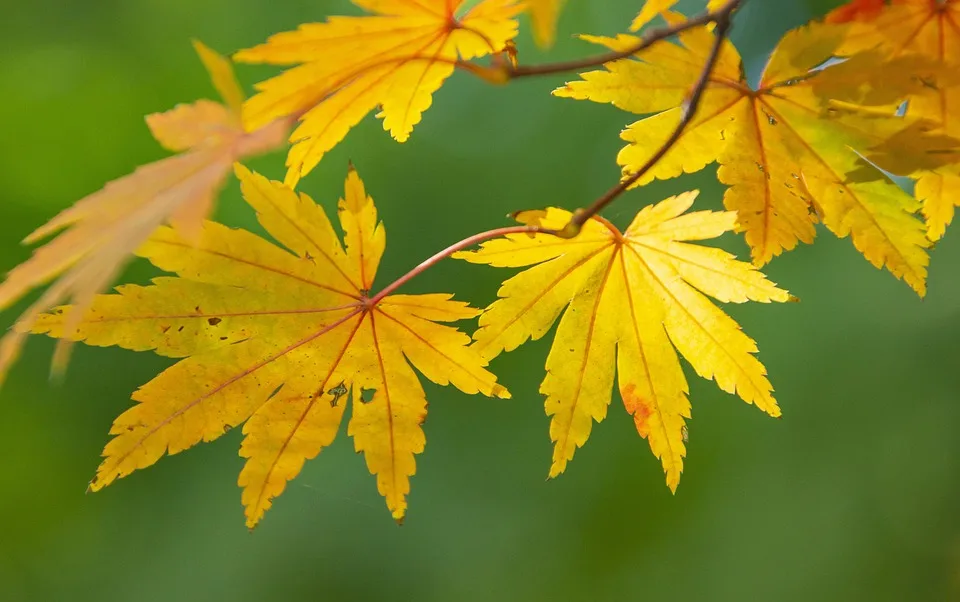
[3,0,960,600]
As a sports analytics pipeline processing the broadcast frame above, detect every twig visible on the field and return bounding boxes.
[368,225,541,305]
[554,1,739,237]
[508,0,740,79]
[370,0,742,299]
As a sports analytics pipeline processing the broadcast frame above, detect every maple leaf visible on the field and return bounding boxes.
[234,0,522,188]
[526,0,565,47]
[455,192,791,489]
[553,16,959,295]
[28,165,508,528]
[0,41,290,386]
[833,0,960,240]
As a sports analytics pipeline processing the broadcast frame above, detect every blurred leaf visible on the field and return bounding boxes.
[0,41,290,386]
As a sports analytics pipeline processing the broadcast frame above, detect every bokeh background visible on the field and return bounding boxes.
[2,0,960,600]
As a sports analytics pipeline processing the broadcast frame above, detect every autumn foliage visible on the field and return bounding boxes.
[2,0,959,527]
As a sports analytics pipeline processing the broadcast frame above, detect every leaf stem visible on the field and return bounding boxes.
[368,225,539,305]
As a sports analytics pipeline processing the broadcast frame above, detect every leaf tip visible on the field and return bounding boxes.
[233,162,252,180]
[48,341,74,384]
[189,38,208,56]
[547,461,565,481]
[284,167,302,190]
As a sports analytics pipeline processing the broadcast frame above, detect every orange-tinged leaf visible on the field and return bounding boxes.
[0,42,290,386]
[826,0,886,23]
[456,192,790,490]
[145,100,240,152]
[554,20,952,295]
[28,165,508,528]
[835,0,960,241]
[234,0,522,187]
[192,39,246,116]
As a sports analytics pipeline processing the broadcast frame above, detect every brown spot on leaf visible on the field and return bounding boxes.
[621,384,652,438]
[208,317,222,326]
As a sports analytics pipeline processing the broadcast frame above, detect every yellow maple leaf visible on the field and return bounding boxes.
[28,164,508,528]
[0,41,290,385]
[553,17,955,295]
[833,0,960,240]
[527,0,565,47]
[234,0,522,187]
[455,192,791,489]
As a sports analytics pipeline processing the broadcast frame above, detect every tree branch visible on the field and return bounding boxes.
[507,0,740,79]
[553,1,739,237]
[368,225,542,305]
[372,0,742,299]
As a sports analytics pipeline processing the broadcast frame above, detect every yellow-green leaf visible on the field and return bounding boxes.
[456,192,790,490]
[29,165,508,528]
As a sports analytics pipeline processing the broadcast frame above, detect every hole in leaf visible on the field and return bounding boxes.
[326,381,348,407]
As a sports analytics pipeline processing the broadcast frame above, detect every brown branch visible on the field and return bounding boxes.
[508,0,740,79]
[370,0,742,299]
[553,0,739,237]
[367,225,542,305]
